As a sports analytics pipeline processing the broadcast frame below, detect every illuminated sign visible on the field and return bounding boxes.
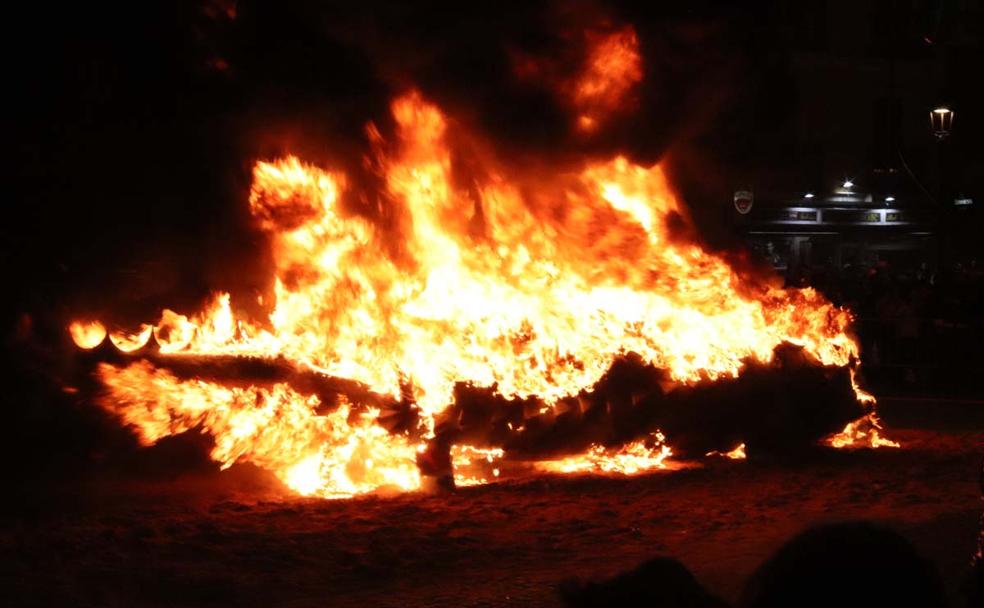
[786,210,818,221]
[734,190,754,214]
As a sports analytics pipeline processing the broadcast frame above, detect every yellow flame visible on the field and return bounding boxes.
[537,433,672,475]
[72,92,890,497]
[827,413,900,449]
[69,320,106,350]
[97,361,421,498]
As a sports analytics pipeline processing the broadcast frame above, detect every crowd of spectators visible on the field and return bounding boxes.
[794,258,984,397]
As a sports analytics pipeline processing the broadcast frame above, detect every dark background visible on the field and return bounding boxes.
[7,1,984,318]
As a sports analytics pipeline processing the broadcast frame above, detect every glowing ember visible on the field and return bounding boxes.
[707,443,747,460]
[69,320,106,350]
[537,433,672,475]
[827,413,900,449]
[451,445,505,487]
[71,88,890,497]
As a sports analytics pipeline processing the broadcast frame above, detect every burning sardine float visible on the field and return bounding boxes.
[67,28,896,499]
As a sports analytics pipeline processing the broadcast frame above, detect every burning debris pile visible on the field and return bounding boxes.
[67,29,894,499]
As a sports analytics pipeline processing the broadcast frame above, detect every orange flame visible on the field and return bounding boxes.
[537,433,672,475]
[97,361,421,498]
[573,26,643,131]
[706,443,747,460]
[827,413,899,449]
[73,91,887,497]
[69,320,106,350]
[108,324,153,353]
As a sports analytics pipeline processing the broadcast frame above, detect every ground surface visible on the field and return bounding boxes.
[4,401,982,608]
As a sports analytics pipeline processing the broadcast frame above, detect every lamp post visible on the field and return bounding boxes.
[929,106,954,140]
[931,105,954,269]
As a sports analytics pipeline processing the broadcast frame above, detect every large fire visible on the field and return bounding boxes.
[69,87,894,498]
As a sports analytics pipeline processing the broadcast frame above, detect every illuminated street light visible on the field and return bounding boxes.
[804,192,815,199]
[842,179,854,189]
[930,106,954,139]
[885,196,895,202]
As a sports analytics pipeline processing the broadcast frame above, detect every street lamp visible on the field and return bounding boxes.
[930,106,954,139]
[930,105,956,270]
[834,179,854,195]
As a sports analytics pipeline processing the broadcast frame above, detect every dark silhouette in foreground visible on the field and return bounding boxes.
[739,522,948,608]
[559,556,729,608]
[561,521,951,608]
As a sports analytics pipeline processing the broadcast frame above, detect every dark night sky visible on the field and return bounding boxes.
[4,8,982,350]
[6,2,737,322]
[8,1,982,322]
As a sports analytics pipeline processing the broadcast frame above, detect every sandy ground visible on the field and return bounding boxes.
[3,405,982,608]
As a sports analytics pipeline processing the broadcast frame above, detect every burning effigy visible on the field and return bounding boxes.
[67,27,895,499]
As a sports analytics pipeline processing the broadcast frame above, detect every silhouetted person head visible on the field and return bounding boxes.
[739,521,947,608]
[559,556,729,608]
